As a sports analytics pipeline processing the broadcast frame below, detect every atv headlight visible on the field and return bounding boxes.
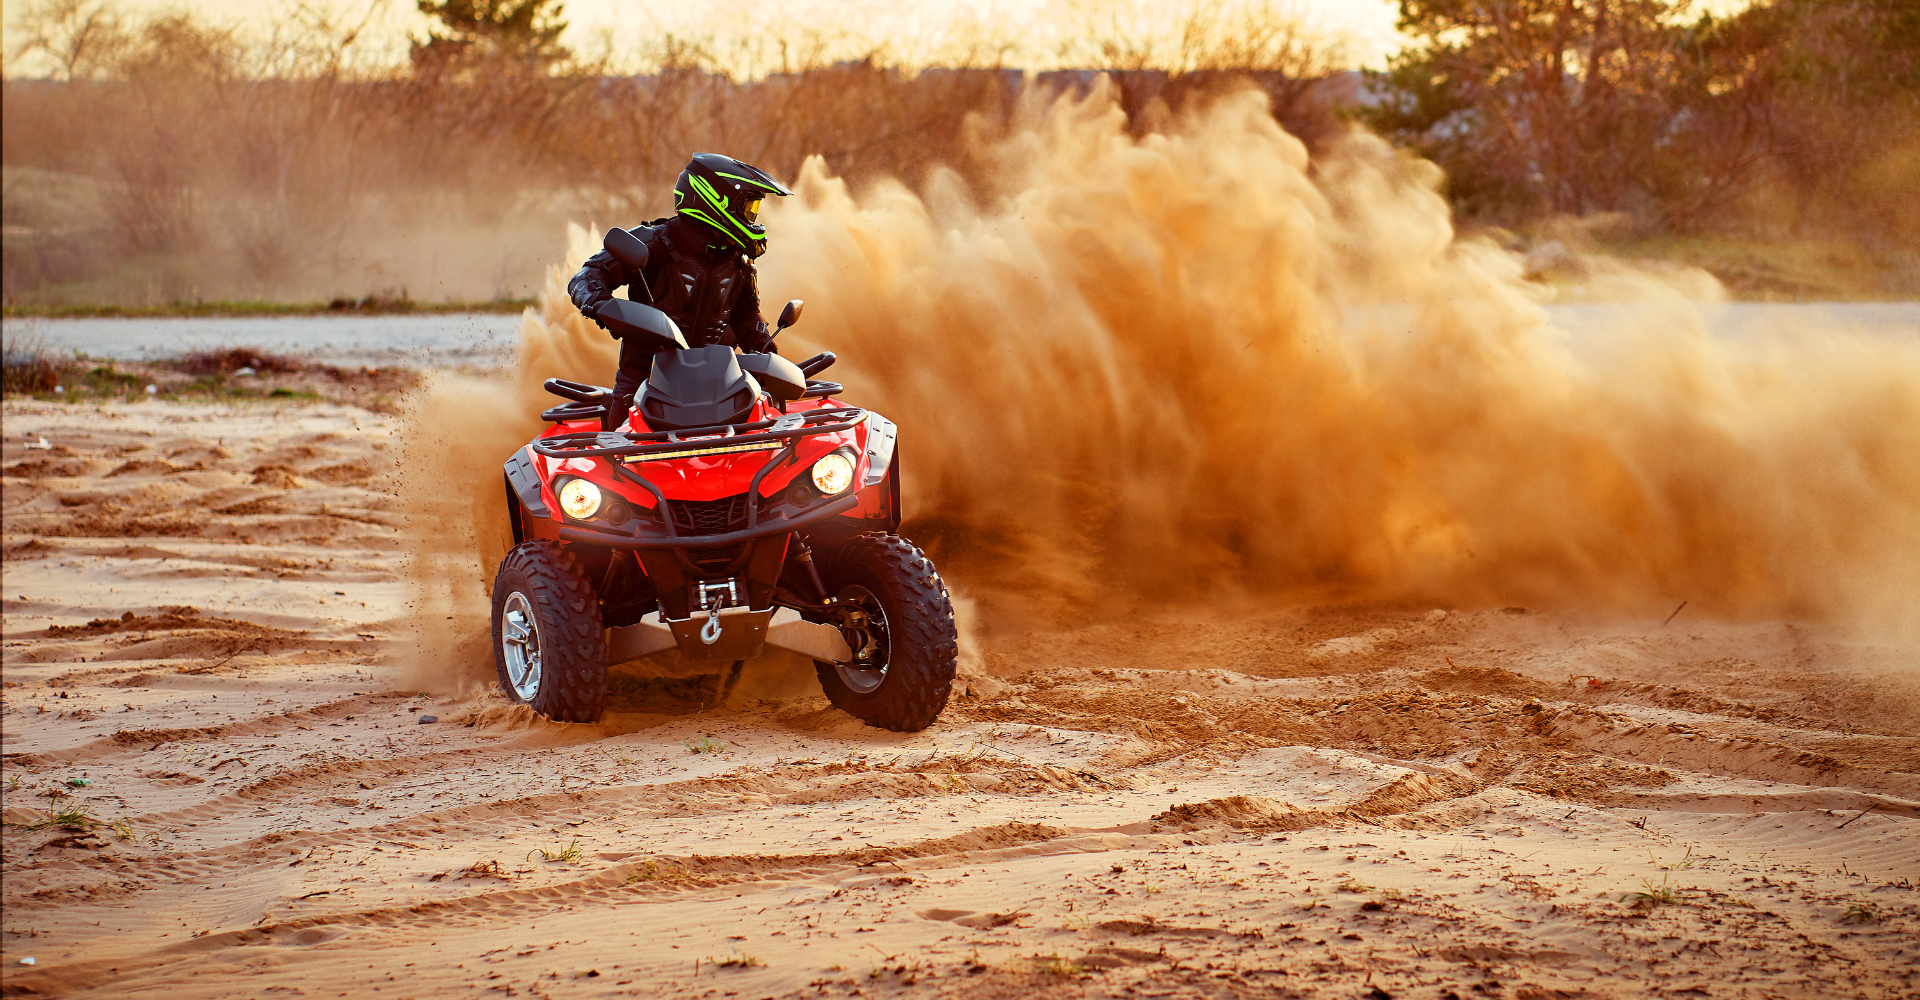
[556,477,602,519]
[810,451,856,496]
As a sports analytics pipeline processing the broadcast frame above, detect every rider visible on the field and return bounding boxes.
[568,153,794,411]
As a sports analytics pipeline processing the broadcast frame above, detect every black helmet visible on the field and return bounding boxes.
[672,153,792,258]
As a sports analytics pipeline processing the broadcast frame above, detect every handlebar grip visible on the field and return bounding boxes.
[798,352,837,377]
[543,378,609,403]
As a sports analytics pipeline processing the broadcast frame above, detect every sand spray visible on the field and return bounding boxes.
[398,81,1920,694]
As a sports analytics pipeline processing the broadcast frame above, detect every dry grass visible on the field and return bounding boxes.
[8,0,1903,307]
[2,322,59,393]
[0,1,1352,309]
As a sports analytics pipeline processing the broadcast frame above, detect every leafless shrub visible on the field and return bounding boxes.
[5,0,130,80]
[174,347,305,376]
[1048,0,1350,143]
[2,322,59,393]
[0,0,1349,306]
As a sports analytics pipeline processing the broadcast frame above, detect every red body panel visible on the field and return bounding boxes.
[520,395,884,533]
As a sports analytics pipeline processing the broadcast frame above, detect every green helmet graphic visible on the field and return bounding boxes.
[672,153,793,258]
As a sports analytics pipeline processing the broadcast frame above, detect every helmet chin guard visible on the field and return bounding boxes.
[673,153,793,257]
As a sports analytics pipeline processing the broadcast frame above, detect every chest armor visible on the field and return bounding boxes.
[649,227,748,348]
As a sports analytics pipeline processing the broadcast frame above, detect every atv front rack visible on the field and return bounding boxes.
[539,373,845,426]
[531,405,869,549]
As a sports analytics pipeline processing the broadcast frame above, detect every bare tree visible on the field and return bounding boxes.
[5,0,128,80]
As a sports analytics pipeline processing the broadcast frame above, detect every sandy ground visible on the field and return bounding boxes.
[2,398,1916,1000]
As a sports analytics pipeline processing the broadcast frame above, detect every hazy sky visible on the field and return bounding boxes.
[6,0,1760,75]
[6,0,1413,70]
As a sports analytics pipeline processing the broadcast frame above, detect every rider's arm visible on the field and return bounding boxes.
[569,223,670,325]
[567,249,629,322]
[730,262,774,353]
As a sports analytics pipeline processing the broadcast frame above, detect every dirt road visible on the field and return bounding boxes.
[3,399,1915,999]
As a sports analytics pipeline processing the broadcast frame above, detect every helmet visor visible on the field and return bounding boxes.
[742,199,761,224]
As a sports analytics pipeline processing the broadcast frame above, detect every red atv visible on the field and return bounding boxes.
[491,229,958,730]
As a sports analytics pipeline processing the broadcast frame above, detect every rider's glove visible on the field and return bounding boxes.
[586,298,614,335]
[744,320,774,353]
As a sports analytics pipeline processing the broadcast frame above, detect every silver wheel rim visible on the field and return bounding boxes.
[500,591,543,701]
[833,584,890,696]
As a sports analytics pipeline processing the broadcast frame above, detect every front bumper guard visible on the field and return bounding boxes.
[557,491,861,549]
[607,607,852,665]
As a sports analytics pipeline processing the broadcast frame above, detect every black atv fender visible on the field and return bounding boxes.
[861,413,901,534]
[504,446,550,545]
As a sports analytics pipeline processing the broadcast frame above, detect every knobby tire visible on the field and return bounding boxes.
[492,540,608,723]
[813,533,958,732]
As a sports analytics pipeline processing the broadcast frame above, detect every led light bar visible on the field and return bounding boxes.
[627,440,784,463]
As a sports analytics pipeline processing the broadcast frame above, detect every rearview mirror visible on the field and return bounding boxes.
[776,299,804,331]
[604,227,649,271]
[595,298,688,350]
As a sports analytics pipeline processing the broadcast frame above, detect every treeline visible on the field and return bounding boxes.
[1369,0,1919,247]
[8,0,1343,304]
[1,0,1913,306]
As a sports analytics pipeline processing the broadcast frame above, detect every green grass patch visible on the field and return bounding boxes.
[1840,901,1880,924]
[683,736,727,755]
[528,837,584,863]
[1031,952,1082,977]
[1621,875,1688,908]
[25,804,97,831]
[702,949,766,970]
[4,298,535,319]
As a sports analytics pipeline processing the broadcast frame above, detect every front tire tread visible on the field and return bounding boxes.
[491,540,607,723]
[813,533,958,732]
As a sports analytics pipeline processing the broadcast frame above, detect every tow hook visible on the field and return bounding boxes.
[695,579,737,645]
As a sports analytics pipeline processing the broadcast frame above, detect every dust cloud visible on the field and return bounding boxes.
[398,80,1920,693]
[393,232,616,693]
[761,84,1920,630]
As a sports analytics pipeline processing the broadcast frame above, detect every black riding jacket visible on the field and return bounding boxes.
[568,215,772,354]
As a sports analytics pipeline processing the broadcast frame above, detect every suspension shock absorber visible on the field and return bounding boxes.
[792,533,831,603]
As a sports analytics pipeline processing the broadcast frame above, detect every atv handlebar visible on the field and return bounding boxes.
[798,351,836,377]
[544,378,609,404]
